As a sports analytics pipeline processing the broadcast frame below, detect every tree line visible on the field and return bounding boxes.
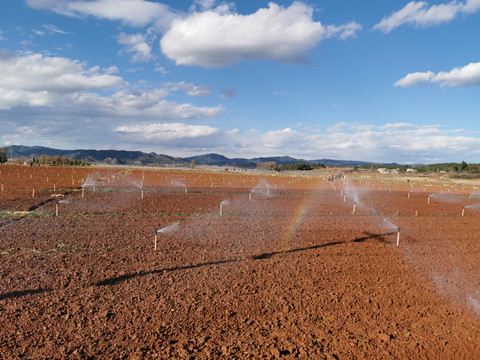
[0,148,90,166]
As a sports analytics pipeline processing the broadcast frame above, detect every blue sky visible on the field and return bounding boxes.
[0,0,479,163]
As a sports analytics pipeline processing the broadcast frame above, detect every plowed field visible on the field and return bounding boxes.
[1,165,480,359]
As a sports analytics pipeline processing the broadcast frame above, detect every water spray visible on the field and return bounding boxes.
[220,199,230,216]
[155,222,180,250]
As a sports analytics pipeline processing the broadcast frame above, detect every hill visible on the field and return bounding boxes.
[6,145,385,168]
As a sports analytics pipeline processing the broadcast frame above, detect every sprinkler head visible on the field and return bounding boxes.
[397,227,401,232]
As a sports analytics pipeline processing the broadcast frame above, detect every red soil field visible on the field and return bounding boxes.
[1,164,480,359]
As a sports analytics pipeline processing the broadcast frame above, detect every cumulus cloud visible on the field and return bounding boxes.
[0,50,124,109]
[165,81,212,97]
[68,89,221,120]
[0,50,223,151]
[394,71,435,87]
[115,122,223,146]
[395,62,480,87]
[160,2,361,67]
[250,123,480,163]
[374,0,480,33]
[117,31,156,62]
[27,0,179,31]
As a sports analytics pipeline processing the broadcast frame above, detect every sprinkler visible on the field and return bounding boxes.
[428,195,430,204]
[56,203,59,217]
[220,200,230,216]
[155,222,180,250]
[462,206,465,217]
[82,188,85,198]
[408,192,410,198]
[32,188,35,198]
[352,201,356,215]
[249,191,252,201]
[141,189,144,200]
[343,194,347,202]
[396,227,401,246]
[184,186,188,193]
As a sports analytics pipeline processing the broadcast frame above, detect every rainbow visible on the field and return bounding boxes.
[283,194,316,245]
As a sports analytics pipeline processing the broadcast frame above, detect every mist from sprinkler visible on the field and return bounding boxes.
[155,222,180,250]
[172,180,187,193]
[82,176,96,193]
[220,199,230,216]
[130,180,145,199]
[428,192,462,204]
[467,292,480,315]
[251,179,272,197]
[469,190,480,199]
[465,203,480,210]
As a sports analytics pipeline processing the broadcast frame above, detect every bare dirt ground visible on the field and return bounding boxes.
[1,165,480,359]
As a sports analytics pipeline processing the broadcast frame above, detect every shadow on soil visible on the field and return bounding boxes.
[95,259,236,287]
[353,231,395,244]
[0,288,51,300]
[95,231,394,287]
[0,232,395,296]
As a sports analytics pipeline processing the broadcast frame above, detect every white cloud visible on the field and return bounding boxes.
[115,122,222,145]
[433,62,480,86]
[165,81,212,97]
[43,24,69,34]
[394,71,435,87]
[0,49,223,152]
[395,62,480,87]
[0,50,124,109]
[374,0,480,33]
[154,66,169,75]
[160,2,361,67]
[0,30,6,41]
[27,0,179,31]
[325,22,363,40]
[239,123,480,163]
[117,31,156,62]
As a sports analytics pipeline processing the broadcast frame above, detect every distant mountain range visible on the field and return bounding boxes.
[6,145,396,168]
